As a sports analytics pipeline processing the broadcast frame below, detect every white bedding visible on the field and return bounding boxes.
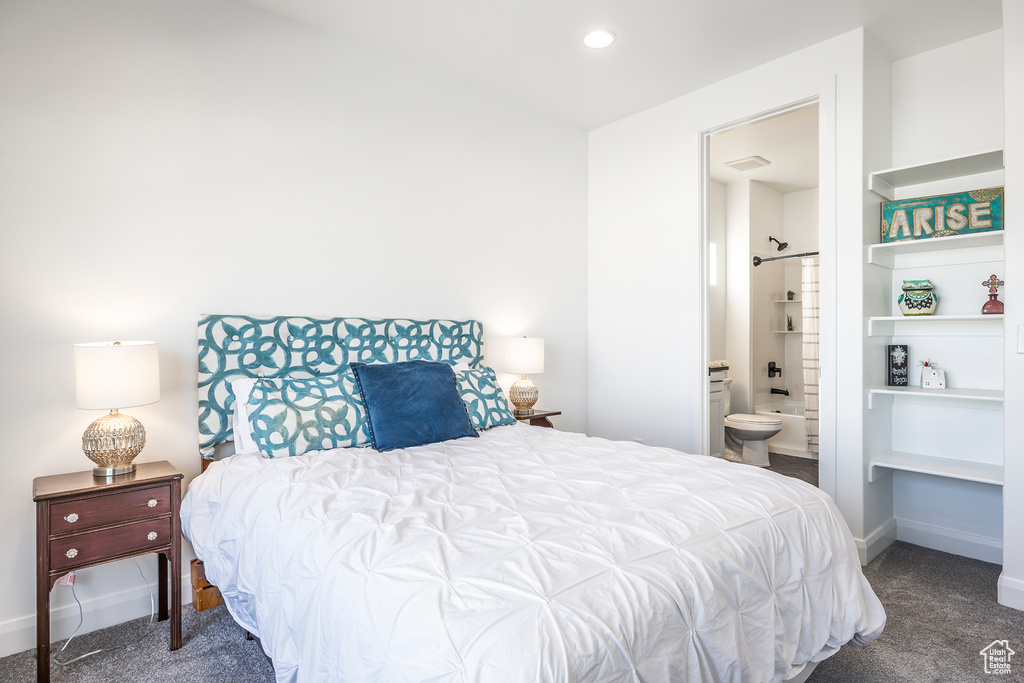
[181,424,885,682]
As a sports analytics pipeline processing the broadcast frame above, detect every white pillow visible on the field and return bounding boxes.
[230,377,259,454]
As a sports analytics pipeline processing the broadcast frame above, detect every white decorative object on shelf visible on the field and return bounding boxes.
[921,364,946,389]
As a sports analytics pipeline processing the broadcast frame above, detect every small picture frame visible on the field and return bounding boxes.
[887,345,908,387]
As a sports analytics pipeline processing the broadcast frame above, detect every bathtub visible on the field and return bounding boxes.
[754,400,815,459]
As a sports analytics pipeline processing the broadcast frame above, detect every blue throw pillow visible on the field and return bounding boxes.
[350,360,478,451]
[456,367,517,430]
[247,372,371,458]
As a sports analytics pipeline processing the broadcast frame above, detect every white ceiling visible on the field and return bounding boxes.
[709,104,819,194]
[244,0,1001,130]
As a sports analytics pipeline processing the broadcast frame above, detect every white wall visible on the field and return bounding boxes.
[589,30,860,543]
[0,0,589,655]
[891,31,1005,167]
[856,31,897,562]
[783,188,819,407]
[999,0,1024,610]
[880,31,1005,562]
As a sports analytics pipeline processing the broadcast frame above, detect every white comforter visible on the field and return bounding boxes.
[181,425,884,683]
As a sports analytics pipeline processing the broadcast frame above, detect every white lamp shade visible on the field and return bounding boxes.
[74,341,160,409]
[507,337,544,375]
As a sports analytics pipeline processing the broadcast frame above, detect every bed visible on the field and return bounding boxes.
[183,315,885,683]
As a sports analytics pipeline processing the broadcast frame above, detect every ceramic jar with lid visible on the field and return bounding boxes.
[897,279,937,316]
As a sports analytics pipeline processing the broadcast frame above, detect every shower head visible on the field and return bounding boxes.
[769,236,788,252]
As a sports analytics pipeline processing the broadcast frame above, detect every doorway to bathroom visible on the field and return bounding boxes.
[704,100,821,486]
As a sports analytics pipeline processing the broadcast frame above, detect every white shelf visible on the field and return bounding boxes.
[772,299,802,304]
[868,451,1003,486]
[868,385,1003,409]
[774,330,801,335]
[868,231,1004,268]
[868,314,1003,336]
[868,149,1004,200]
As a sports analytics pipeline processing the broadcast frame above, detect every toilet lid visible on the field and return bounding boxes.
[726,413,782,426]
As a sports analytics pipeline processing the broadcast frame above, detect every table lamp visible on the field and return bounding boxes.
[74,341,160,478]
[507,337,544,416]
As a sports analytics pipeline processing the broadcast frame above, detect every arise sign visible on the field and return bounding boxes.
[880,187,1003,243]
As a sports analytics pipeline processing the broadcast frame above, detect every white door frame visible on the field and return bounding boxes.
[698,84,837,501]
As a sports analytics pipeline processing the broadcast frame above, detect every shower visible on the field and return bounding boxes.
[769,236,788,251]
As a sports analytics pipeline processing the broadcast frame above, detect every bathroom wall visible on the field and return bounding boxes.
[708,180,728,362]
[725,180,752,413]
[749,181,785,410]
[724,178,785,414]
[782,188,819,406]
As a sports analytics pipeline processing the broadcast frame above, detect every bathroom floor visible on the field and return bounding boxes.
[768,453,818,487]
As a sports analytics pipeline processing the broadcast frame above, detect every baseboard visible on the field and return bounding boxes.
[855,518,897,566]
[895,517,1003,564]
[767,446,817,459]
[998,572,1024,611]
[0,573,192,659]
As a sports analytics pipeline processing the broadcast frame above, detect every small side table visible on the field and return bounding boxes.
[34,461,183,683]
[515,409,561,428]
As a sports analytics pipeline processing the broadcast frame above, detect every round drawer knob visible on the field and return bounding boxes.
[66,549,78,559]
[147,532,158,541]
[64,513,79,523]
[147,499,158,508]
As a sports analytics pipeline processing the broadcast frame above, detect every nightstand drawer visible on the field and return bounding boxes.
[49,485,171,534]
[50,517,171,572]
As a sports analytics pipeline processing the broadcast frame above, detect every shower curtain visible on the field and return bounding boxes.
[801,256,820,455]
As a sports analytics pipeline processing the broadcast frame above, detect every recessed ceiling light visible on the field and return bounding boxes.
[583,30,616,49]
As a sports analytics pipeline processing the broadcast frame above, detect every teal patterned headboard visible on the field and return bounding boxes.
[197,315,484,456]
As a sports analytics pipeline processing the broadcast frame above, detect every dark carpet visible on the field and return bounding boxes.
[809,541,1024,682]
[2,542,1021,681]
[0,606,273,682]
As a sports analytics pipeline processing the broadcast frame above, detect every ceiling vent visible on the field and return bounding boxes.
[725,155,771,172]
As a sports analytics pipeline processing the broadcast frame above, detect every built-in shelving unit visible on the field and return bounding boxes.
[868,231,1004,268]
[868,385,1003,409]
[868,451,1003,485]
[868,149,1003,200]
[866,150,1004,490]
[867,314,1003,337]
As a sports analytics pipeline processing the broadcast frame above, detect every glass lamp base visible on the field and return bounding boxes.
[509,377,539,415]
[83,410,146,478]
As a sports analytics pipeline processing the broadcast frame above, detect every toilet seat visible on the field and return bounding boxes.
[725,413,782,427]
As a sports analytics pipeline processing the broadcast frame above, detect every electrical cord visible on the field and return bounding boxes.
[52,558,158,666]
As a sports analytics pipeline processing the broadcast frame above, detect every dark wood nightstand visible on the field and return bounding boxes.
[515,409,561,428]
[34,461,183,683]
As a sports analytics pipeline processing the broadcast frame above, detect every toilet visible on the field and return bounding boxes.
[724,414,782,467]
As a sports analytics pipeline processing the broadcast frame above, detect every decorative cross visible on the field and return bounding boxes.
[982,274,1004,294]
